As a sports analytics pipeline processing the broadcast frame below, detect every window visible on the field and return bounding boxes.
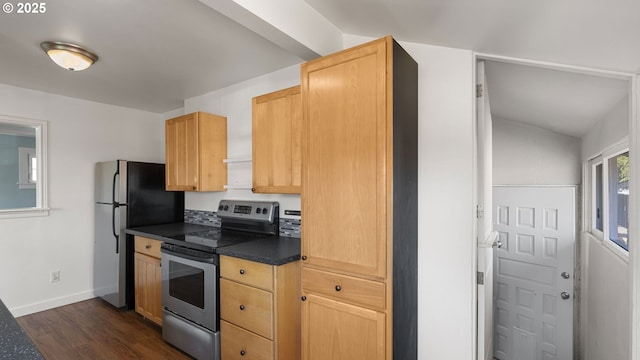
[607,151,629,250]
[588,140,630,254]
[0,115,48,218]
[594,162,603,232]
[17,147,36,189]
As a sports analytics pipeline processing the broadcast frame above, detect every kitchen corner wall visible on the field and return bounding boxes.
[0,84,165,316]
[177,64,303,216]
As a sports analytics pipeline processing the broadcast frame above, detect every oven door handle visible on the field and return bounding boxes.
[161,247,216,264]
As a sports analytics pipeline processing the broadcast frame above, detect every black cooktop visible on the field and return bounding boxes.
[168,228,272,253]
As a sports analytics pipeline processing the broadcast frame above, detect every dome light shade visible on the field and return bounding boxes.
[40,41,98,71]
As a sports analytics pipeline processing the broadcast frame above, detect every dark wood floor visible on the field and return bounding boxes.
[16,298,192,359]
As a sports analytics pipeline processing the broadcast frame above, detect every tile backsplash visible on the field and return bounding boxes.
[184,209,221,227]
[184,209,300,238]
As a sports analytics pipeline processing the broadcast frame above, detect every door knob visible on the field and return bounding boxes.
[492,239,502,249]
[561,292,571,300]
[561,272,570,279]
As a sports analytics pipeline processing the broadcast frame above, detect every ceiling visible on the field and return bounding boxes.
[0,0,303,113]
[306,0,636,138]
[483,60,629,137]
[0,0,635,136]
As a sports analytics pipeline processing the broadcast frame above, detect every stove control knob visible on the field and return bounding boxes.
[255,208,260,214]
[262,207,268,214]
[218,205,223,211]
[224,205,229,211]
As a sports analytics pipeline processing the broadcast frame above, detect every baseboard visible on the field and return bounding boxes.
[10,290,96,317]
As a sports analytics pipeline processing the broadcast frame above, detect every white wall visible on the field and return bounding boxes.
[344,35,476,360]
[580,95,630,360]
[493,117,581,185]
[581,95,629,161]
[0,84,164,316]
[582,233,630,360]
[179,64,302,215]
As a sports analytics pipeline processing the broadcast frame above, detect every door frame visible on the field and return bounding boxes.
[471,52,639,360]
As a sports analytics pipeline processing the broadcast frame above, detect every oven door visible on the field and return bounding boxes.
[161,247,218,331]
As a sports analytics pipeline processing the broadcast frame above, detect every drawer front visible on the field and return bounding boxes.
[302,267,386,311]
[221,320,273,360]
[134,236,162,258]
[220,278,274,339]
[221,255,273,291]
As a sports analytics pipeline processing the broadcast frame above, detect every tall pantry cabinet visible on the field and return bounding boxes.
[300,36,418,360]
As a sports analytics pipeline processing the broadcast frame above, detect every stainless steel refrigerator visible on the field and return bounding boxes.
[94,160,184,308]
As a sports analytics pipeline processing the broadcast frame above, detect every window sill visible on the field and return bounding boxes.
[0,208,49,219]
[17,183,35,190]
[586,232,629,263]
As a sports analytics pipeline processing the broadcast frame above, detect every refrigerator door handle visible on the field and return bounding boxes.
[112,165,120,206]
[112,205,120,254]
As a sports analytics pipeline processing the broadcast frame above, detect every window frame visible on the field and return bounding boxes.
[589,156,604,239]
[0,115,48,218]
[587,138,630,259]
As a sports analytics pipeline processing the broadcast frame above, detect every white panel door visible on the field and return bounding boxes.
[493,186,575,360]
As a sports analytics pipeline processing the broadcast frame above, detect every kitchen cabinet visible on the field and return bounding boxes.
[165,111,227,191]
[219,255,300,360]
[300,36,418,359]
[302,294,385,360]
[134,236,163,326]
[252,85,302,194]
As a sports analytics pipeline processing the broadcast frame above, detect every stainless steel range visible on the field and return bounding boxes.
[161,200,279,360]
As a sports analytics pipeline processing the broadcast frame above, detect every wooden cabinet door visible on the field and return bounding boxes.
[302,294,385,360]
[165,113,198,191]
[134,252,162,326]
[252,86,302,194]
[301,38,388,279]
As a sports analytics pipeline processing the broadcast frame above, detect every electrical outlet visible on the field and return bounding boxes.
[50,270,60,283]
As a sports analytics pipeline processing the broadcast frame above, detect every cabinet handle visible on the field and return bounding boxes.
[239,305,245,311]
[239,269,245,275]
[240,350,246,356]
[301,255,307,261]
[335,285,341,292]
[301,296,307,301]
[145,244,151,249]
[251,188,256,192]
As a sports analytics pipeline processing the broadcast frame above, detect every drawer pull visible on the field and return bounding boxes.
[301,296,307,301]
[239,269,245,275]
[301,255,307,260]
[145,244,151,249]
[335,285,342,292]
[240,350,246,356]
[239,304,245,311]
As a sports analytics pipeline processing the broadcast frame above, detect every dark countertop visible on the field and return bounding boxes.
[0,299,44,360]
[126,223,300,265]
[216,236,300,266]
[126,222,214,242]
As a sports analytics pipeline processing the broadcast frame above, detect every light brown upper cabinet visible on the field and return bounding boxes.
[300,36,418,360]
[165,112,227,191]
[252,86,302,194]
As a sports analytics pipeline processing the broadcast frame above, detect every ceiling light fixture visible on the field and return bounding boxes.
[40,41,99,71]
